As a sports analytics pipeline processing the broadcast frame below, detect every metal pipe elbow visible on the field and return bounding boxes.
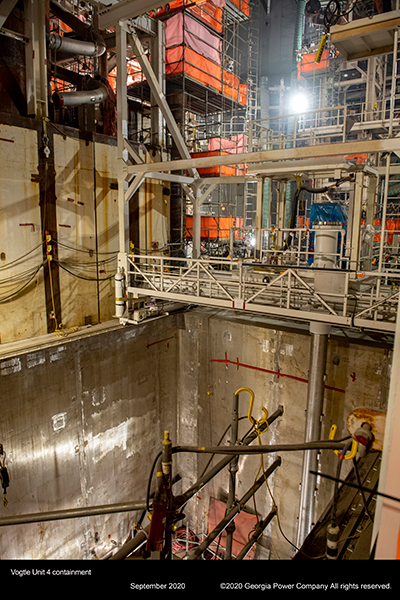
[52,78,109,108]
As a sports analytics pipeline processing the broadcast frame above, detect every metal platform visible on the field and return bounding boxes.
[330,10,400,61]
[124,254,399,333]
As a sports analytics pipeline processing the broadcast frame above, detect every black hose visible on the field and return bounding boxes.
[282,175,354,251]
[331,456,343,528]
[172,438,352,456]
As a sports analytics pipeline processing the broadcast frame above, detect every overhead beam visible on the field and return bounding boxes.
[0,0,19,29]
[248,158,353,176]
[127,137,400,176]
[98,0,166,29]
[330,9,400,60]
[144,172,194,185]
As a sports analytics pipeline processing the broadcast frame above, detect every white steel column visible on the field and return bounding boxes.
[372,301,400,558]
[276,180,286,250]
[363,173,377,271]
[24,0,48,119]
[349,170,364,270]
[150,19,166,148]
[296,321,331,549]
[116,21,129,257]
[192,194,201,259]
[254,177,265,260]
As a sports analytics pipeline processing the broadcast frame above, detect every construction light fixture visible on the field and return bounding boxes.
[290,92,309,114]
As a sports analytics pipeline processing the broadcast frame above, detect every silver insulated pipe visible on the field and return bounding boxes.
[52,76,109,108]
[48,32,106,57]
[49,0,108,108]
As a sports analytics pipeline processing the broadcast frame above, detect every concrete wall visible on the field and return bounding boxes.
[54,133,119,331]
[0,121,170,344]
[0,308,391,559]
[177,309,391,559]
[0,123,47,342]
[0,316,180,559]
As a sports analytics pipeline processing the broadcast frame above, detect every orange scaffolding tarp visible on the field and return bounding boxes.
[151,0,224,33]
[165,47,246,105]
[372,219,400,244]
[189,149,246,176]
[186,216,245,239]
[226,0,250,17]
[297,50,329,78]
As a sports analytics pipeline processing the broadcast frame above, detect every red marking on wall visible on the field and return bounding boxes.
[0,137,14,143]
[350,372,356,382]
[210,352,345,393]
[59,224,71,228]
[146,334,176,349]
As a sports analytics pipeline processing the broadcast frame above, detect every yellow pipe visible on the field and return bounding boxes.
[329,424,358,460]
[234,387,268,429]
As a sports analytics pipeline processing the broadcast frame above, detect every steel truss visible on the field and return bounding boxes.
[124,253,399,333]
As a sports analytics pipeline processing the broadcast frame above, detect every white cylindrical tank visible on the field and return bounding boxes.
[313,222,342,269]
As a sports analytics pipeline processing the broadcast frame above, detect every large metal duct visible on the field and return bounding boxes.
[49,0,108,107]
[48,31,106,57]
[52,75,109,108]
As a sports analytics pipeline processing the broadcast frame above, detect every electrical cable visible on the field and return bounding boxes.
[0,264,44,284]
[0,263,44,303]
[0,242,44,271]
[54,259,116,281]
[352,457,375,522]
[199,416,250,478]
[323,0,361,30]
[56,240,119,256]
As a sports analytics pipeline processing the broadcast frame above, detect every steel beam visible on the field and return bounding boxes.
[150,19,166,148]
[98,0,168,30]
[127,138,400,176]
[348,170,364,269]
[116,22,129,255]
[254,178,264,260]
[0,500,147,527]
[0,0,19,29]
